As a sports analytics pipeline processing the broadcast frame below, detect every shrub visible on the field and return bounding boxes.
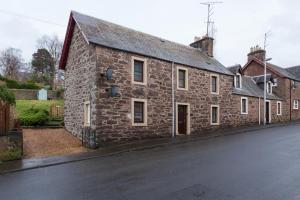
[0,148,22,162]
[19,107,49,126]
[0,85,16,105]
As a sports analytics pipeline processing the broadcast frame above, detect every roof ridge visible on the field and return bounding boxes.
[71,10,202,52]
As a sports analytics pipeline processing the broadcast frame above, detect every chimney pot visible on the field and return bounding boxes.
[247,45,266,62]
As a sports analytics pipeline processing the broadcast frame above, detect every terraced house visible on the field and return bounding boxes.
[59,11,300,146]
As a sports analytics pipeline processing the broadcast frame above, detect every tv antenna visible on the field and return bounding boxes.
[200,1,223,37]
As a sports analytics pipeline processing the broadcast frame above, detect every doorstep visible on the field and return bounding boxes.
[1,121,299,175]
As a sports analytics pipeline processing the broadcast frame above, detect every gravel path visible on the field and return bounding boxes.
[23,129,87,158]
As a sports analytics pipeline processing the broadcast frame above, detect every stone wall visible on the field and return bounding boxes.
[64,25,97,139]
[64,27,295,145]
[9,89,59,100]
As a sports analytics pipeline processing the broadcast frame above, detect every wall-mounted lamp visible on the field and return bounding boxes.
[101,67,113,80]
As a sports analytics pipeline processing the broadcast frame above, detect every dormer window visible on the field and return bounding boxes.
[273,78,278,87]
[267,81,272,94]
[235,73,242,89]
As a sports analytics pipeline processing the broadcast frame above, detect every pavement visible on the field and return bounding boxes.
[1,123,300,199]
[0,122,299,174]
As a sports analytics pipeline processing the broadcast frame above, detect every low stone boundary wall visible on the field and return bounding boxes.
[0,129,23,162]
[9,89,63,100]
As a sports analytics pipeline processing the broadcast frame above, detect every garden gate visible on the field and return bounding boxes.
[0,101,10,135]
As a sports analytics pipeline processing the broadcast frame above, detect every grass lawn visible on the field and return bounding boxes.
[16,100,64,127]
[16,100,64,115]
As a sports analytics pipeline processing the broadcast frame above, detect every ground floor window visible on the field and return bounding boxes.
[241,97,248,114]
[293,100,299,110]
[132,98,147,126]
[84,101,91,126]
[211,105,220,125]
[277,101,282,115]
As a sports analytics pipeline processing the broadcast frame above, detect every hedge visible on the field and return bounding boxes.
[0,75,40,89]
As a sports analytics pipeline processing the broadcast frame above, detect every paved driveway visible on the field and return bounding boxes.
[1,124,300,200]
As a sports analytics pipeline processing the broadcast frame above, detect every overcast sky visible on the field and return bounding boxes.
[0,0,299,68]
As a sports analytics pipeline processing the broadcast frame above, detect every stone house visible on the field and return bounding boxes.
[242,46,300,122]
[59,11,297,146]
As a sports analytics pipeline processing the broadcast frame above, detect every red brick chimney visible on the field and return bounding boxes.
[247,45,266,62]
[190,36,214,57]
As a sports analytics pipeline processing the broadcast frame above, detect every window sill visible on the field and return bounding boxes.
[132,81,147,86]
[132,123,147,127]
[177,87,188,91]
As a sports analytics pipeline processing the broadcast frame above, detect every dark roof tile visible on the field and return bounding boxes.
[72,11,233,76]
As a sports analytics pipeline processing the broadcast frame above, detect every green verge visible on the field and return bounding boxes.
[0,148,22,162]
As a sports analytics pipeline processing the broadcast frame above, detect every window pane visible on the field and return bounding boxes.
[212,76,217,92]
[212,107,218,123]
[134,60,144,82]
[179,70,186,88]
[134,102,144,123]
[242,99,247,113]
[236,76,241,88]
[278,103,281,114]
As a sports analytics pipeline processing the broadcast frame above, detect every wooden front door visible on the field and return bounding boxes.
[266,101,270,124]
[178,105,187,135]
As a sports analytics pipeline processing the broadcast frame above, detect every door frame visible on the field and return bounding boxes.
[265,100,271,124]
[176,102,190,135]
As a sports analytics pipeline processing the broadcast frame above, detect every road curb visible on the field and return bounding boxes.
[1,122,300,175]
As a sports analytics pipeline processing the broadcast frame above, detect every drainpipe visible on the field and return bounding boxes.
[171,62,176,139]
[258,97,261,125]
[290,79,292,121]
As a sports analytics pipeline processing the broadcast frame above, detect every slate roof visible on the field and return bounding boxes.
[232,76,281,100]
[252,74,273,84]
[243,58,300,81]
[70,11,233,76]
[286,66,300,80]
[227,65,242,74]
[267,63,299,81]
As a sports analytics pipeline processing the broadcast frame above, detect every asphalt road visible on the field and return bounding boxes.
[1,124,300,200]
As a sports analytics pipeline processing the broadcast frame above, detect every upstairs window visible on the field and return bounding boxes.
[273,78,278,87]
[177,67,188,90]
[267,82,272,94]
[235,74,242,89]
[241,97,248,114]
[132,57,147,85]
[211,74,219,94]
[293,100,299,110]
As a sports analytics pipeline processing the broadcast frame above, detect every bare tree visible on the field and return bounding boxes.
[0,48,24,80]
[37,35,62,65]
[37,35,64,88]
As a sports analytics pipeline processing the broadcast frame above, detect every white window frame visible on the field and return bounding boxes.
[177,66,188,90]
[84,101,91,127]
[175,102,191,135]
[293,100,299,110]
[131,98,148,126]
[234,73,242,89]
[277,101,282,116]
[132,57,147,85]
[241,97,248,115]
[273,78,278,87]
[210,74,219,95]
[210,105,220,125]
[267,81,272,94]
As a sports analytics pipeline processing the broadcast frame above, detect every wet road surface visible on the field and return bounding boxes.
[1,124,300,200]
